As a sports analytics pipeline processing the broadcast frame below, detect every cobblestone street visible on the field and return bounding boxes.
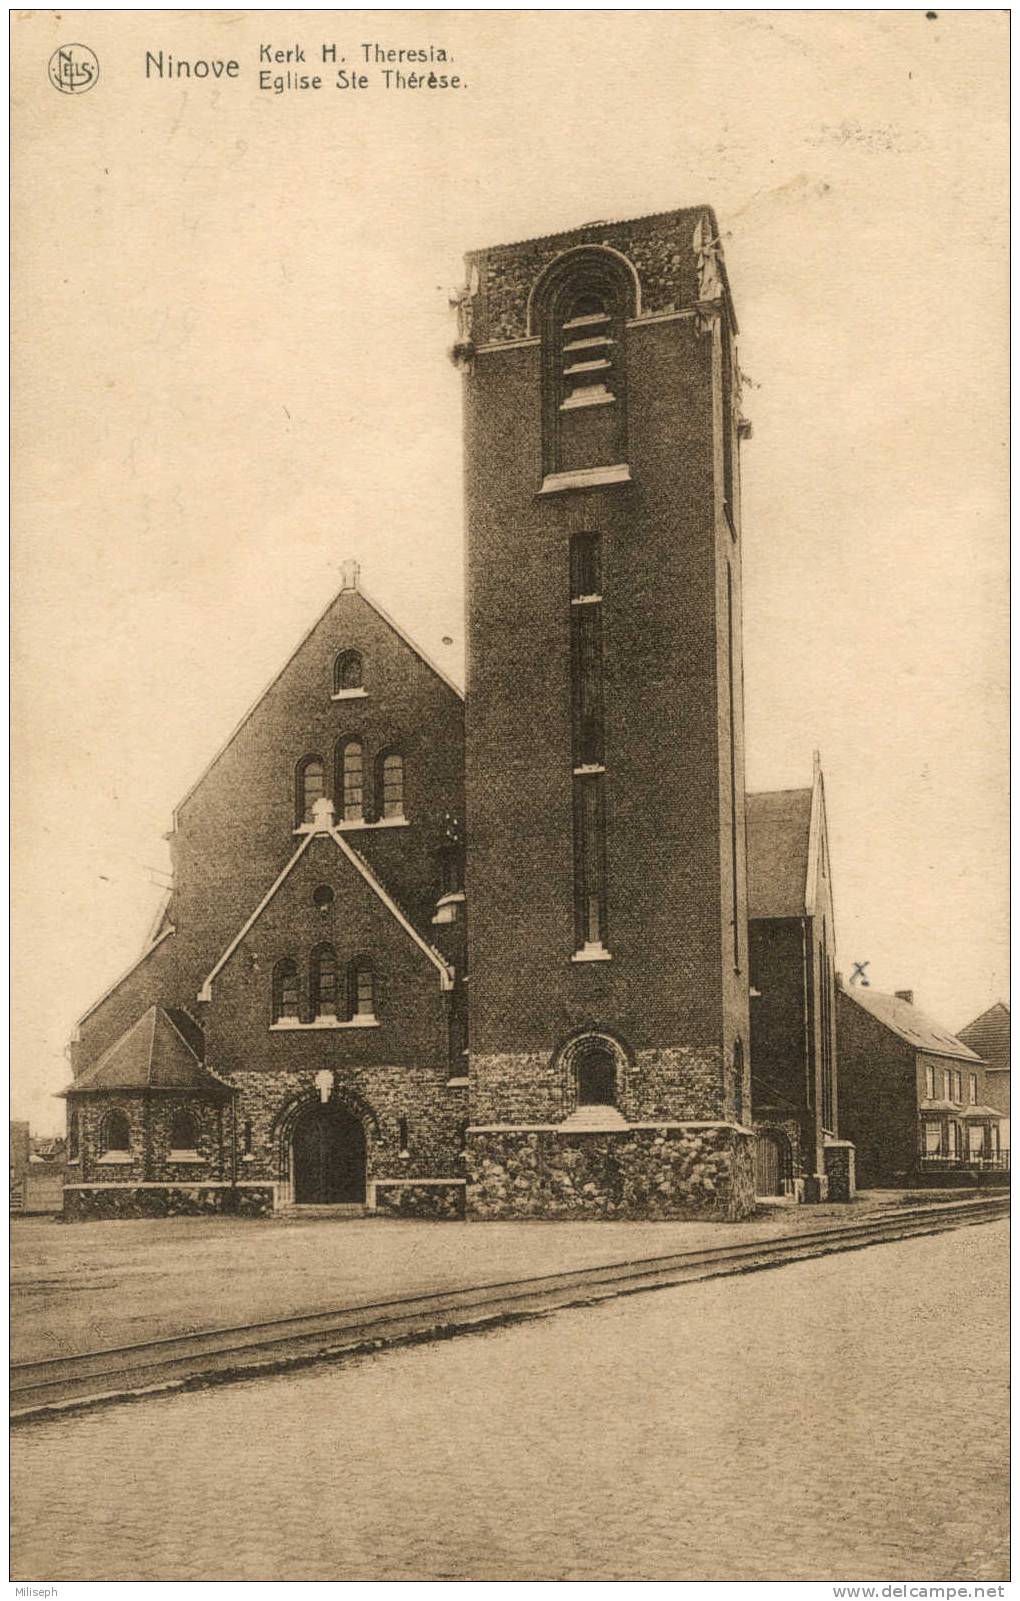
[11,1219,1008,1582]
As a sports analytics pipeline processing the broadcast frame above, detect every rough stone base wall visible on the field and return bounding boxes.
[467,1125,755,1221]
[62,1182,275,1222]
[470,1044,726,1127]
[372,1182,465,1219]
[823,1141,856,1203]
[226,1067,467,1189]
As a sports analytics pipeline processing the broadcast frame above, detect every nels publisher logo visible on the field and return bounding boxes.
[48,44,100,94]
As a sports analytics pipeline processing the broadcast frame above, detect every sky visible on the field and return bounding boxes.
[12,10,1008,1132]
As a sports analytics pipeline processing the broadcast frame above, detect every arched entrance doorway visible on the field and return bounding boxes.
[754,1130,785,1197]
[292,1103,366,1204]
[577,1043,617,1106]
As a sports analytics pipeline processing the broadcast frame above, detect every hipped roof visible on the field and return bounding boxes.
[843,986,982,1064]
[63,1006,226,1096]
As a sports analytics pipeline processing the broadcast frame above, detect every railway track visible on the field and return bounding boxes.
[11,1194,1008,1420]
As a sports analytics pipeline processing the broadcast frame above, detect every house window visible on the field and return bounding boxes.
[945,1069,955,1102]
[955,1070,963,1101]
[310,944,338,1018]
[273,959,300,1022]
[379,751,405,819]
[334,650,363,693]
[348,957,375,1020]
[68,1107,79,1161]
[947,1120,960,1159]
[924,1122,942,1156]
[576,1044,616,1106]
[969,1072,977,1105]
[101,1110,131,1154]
[340,740,364,822]
[925,1063,936,1099]
[296,756,326,826]
[968,1123,986,1158]
[170,1109,198,1152]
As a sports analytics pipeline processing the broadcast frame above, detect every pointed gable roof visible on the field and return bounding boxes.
[198,817,453,1001]
[173,566,462,826]
[842,986,982,1063]
[746,787,813,918]
[958,1002,1010,1074]
[64,1006,226,1095]
[747,754,833,923]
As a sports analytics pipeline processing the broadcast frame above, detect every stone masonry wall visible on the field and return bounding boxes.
[467,1125,755,1221]
[373,1182,465,1219]
[227,1066,467,1188]
[63,1183,275,1222]
[470,1045,726,1127]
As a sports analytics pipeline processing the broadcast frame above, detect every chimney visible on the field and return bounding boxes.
[895,990,914,1005]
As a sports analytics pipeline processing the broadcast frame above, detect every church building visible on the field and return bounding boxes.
[64,206,787,1223]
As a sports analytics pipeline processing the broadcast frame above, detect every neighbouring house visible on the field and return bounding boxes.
[10,1124,68,1214]
[837,985,1004,1187]
[746,757,853,1202]
[958,1002,1010,1152]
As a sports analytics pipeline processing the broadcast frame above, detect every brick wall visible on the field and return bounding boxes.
[463,212,749,1135]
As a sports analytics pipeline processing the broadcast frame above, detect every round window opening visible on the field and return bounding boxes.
[313,885,335,913]
[577,1046,616,1107]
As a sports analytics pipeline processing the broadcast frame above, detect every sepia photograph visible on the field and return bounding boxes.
[10,8,1009,1589]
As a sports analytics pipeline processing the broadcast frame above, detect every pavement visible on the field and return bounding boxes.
[10,1189,998,1366]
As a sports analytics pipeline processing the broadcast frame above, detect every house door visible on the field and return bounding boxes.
[292,1104,366,1203]
[754,1131,784,1196]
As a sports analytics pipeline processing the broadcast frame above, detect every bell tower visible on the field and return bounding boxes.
[458,207,754,1219]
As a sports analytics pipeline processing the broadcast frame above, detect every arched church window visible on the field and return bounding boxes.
[273,959,300,1023]
[347,956,375,1020]
[378,751,404,819]
[170,1109,198,1152]
[296,756,326,826]
[334,650,363,694]
[339,740,364,822]
[310,944,338,1018]
[101,1110,131,1154]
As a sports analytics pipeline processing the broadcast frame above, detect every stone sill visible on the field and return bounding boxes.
[446,1076,470,1088]
[539,464,632,496]
[271,1017,379,1031]
[330,687,368,701]
[293,817,409,836]
[167,1151,205,1164]
[570,594,603,607]
[97,1152,135,1165]
[469,1120,749,1135]
[572,944,612,963]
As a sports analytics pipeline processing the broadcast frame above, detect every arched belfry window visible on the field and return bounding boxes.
[560,293,614,410]
[531,247,636,483]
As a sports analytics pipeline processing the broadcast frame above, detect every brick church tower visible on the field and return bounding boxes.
[458,207,755,1219]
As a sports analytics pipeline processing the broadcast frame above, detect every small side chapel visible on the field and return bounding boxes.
[64,206,843,1222]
